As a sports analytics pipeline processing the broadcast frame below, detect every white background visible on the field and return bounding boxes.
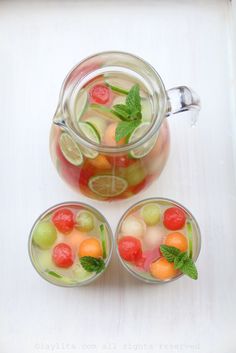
[0,1,236,352]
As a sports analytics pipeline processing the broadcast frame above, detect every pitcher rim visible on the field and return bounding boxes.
[57,51,168,154]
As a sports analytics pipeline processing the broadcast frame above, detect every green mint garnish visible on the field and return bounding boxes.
[180,258,198,280]
[80,256,105,274]
[174,252,188,269]
[160,244,198,280]
[90,83,143,142]
[114,84,142,141]
[99,224,107,259]
[125,84,142,115]
[159,245,180,262]
[112,104,131,120]
[115,120,140,143]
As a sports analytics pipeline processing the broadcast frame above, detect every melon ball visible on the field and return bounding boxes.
[121,215,146,238]
[32,222,57,249]
[143,225,165,249]
[141,203,161,226]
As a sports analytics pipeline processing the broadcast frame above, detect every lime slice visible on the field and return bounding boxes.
[141,99,152,122]
[99,223,107,258]
[59,133,83,166]
[128,122,157,158]
[88,175,128,197]
[79,122,100,159]
[90,103,119,121]
[86,116,106,139]
[187,221,193,259]
[75,89,88,122]
[105,78,129,95]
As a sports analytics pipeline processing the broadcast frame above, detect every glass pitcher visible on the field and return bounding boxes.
[50,51,200,201]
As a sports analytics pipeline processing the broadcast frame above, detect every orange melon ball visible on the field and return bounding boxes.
[165,232,188,252]
[67,229,88,251]
[89,155,111,170]
[104,123,125,146]
[78,238,102,258]
[150,257,178,280]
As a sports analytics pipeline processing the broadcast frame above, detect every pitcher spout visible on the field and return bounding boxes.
[53,106,66,128]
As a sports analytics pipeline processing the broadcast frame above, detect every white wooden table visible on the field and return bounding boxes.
[1,1,235,352]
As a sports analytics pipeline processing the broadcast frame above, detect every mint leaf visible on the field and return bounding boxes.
[160,244,180,262]
[180,258,198,280]
[115,120,141,142]
[126,84,141,113]
[174,252,188,269]
[112,104,131,120]
[80,256,105,274]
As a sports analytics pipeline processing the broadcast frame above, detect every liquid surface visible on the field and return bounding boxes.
[50,72,170,201]
[73,72,153,147]
[116,199,200,282]
[30,204,112,286]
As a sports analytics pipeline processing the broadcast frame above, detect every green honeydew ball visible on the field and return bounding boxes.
[32,222,57,249]
[141,203,161,226]
[76,211,94,232]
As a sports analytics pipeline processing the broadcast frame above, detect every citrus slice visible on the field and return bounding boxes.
[75,89,88,123]
[90,103,119,121]
[141,99,152,122]
[59,133,83,166]
[88,175,128,197]
[79,122,100,159]
[105,78,129,95]
[128,122,157,158]
[86,116,106,139]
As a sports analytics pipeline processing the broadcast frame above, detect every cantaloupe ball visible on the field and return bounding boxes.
[143,225,164,249]
[150,257,178,280]
[78,237,102,258]
[103,123,125,146]
[121,215,146,238]
[165,232,188,252]
[67,229,88,251]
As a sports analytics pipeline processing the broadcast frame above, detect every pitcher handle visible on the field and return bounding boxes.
[167,86,201,116]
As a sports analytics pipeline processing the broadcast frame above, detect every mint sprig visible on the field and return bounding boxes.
[114,84,142,141]
[115,120,140,143]
[160,244,198,280]
[80,256,105,274]
[126,84,141,114]
[90,83,143,142]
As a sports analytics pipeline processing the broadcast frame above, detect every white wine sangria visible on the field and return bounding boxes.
[116,198,201,283]
[50,52,200,201]
[28,203,113,286]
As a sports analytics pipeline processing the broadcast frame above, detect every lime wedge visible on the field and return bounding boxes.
[128,122,157,158]
[59,133,83,166]
[75,89,88,123]
[88,175,128,197]
[99,223,107,258]
[79,122,100,159]
[187,221,193,259]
